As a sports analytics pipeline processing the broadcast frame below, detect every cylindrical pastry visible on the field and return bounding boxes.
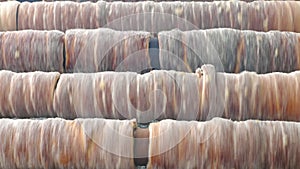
[0,1,19,31]
[0,70,60,118]
[53,72,141,119]
[53,65,300,122]
[97,1,300,32]
[197,64,300,121]
[15,1,300,32]
[0,30,64,72]
[64,28,151,73]
[17,1,101,32]
[148,118,300,169]
[0,118,136,169]
[2,65,300,121]
[158,28,300,73]
[52,70,200,123]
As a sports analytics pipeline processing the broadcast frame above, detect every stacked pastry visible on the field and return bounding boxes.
[64,28,151,72]
[1,64,300,121]
[158,29,300,73]
[0,1,300,32]
[148,118,300,168]
[0,28,151,73]
[15,1,300,32]
[0,1,19,31]
[1,28,300,74]
[0,0,299,168]
[0,118,136,168]
[0,30,64,72]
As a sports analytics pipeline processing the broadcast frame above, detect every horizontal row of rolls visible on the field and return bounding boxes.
[1,1,300,32]
[1,64,300,122]
[0,118,136,169]
[0,0,292,2]
[0,29,151,73]
[1,28,300,73]
[0,117,299,168]
[38,0,279,2]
